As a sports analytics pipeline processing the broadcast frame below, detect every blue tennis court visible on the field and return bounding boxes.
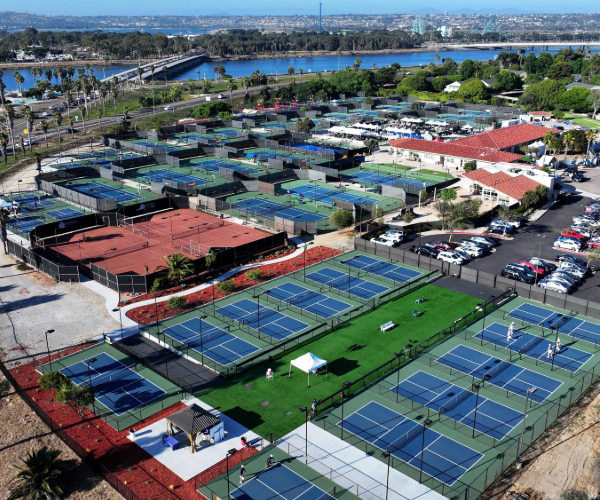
[136,169,209,186]
[268,282,352,319]
[339,254,422,284]
[12,193,54,206]
[393,371,524,440]
[7,216,45,233]
[437,345,562,403]
[342,170,434,188]
[231,198,327,222]
[324,113,351,120]
[190,159,262,176]
[67,181,142,202]
[340,401,483,485]
[46,208,85,221]
[216,298,309,340]
[162,317,259,366]
[213,129,240,137]
[59,352,165,416]
[306,267,389,300]
[475,322,593,373]
[286,184,377,206]
[508,303,600,347]
[230,463,334,500]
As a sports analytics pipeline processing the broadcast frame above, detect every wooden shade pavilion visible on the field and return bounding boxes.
[165,404,221,453]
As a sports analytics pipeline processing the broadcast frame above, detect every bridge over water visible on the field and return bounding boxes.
[100,51,206,84]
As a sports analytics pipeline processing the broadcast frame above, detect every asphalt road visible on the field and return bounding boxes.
[392,195,600,301]
[6,83,285,147]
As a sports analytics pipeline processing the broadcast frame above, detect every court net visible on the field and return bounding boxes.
[84,242,149,263]
[242,307,278,325]
[365,260,392,273]
[519,336,545,355]
[198,327,229,346]
[438,389,472,415]
[485,359,512,379]
[290,290,321,307]
[387,424,422,453]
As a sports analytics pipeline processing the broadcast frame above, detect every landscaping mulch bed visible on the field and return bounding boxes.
[118,245,298,308]
[10,358,198,500]
[126,246,341,325]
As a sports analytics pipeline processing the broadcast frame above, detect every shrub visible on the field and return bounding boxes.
[0,379,9,396]
[39,371,71,391]
[167,296,186,310]
[149,278,163,293]
[559,489,588,500]
[463,161,477,172]
[217,279,236,295]
[403,213,415,223]
[245,268,264,282]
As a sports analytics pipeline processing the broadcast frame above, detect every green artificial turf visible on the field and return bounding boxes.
[197,283,481,438]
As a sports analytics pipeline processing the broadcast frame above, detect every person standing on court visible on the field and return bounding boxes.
[507,322,515,341]
[266,454,274,468]
[547,344,553,358]
[239,464,245,484]
[555,337,561,352]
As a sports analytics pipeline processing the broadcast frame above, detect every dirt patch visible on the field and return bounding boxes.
[0,374,122,500]
[488,382,600,500]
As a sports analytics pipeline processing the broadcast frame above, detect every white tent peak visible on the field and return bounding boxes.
[289,352,328,387]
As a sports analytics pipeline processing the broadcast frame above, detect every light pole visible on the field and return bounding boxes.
[471,382,481,438]
[303,242,313,280]
[86,357,97,414]
[225,448,237,499]
[516,387,537,468]
[339,380,352,439]
[44,329,55,371]
[419,418,433,483]
[381,449,392,500]
[199,314,208,365]
[112,308,124,348]
[252,290,271,338]
[154,293,163,335]
[299,406,309,463]
[346,256,359,296]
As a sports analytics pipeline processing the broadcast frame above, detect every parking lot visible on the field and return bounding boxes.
[389,194,600,302]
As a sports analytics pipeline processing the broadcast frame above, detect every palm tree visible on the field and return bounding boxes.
[518,48,526,68]
[53,111,63,142]
[287,66,295,75]
[162,65,168,86]
[45,68,53,83]
[201,80,211,95]
[227,80,238,101]
[241,77,250,95]
[8,446,68,500]
[13,71,22,93]
[562,132,574,163]
[97,109,104,132]
[298,69,303,80]
[0,132,8,165]
[69,118,75,137]
[22,107,34,152]
[155,253,194,284]
[78,105,87,134]
[586,129,597,156]
[39,121,48,147]
[354,57,362,72]
[5,104,17,158]
[196,69,201,81]
[136,66,144,88]
[543,131,555,154]
[112,87,120,115]
[32,151,42,172]
[214,64,226,80]
[434,53,440,65]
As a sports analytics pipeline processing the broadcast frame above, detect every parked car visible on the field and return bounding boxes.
[457,245,483,258]
[573,173,586,182]
[438,251,465,265]
[556,255,587,267]
[48,105,57,110]
[372,238,395,247]
[559,263,586,278]
[548,273,579,287]
[529,257,557,272]
[500,268,534,284]
[551,270,583,285]
[493,218,521,228]
[554,238,581,252]
[379,234,399,246]
[538,280,569,294]
[385,229,405,242]
[217,94,226,99]
[489,222,516,233]
[519,261,545,275]
[164,106,174,111]
[471,235,498,247]
[587,238,600,248]
[469,236,494,249]
[430,240,453,250]
[545,276,575,291]
[505,263,537,279]
[561,228,590,240]
[453,248,473,262]
[486,226,508,236]
[461,240,488,251]
[409,245,440,257]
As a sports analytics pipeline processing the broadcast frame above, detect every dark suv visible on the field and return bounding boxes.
[409,245,440,257]
[500,268,534,283]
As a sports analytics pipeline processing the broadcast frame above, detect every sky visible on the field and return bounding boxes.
[14,0,600,16]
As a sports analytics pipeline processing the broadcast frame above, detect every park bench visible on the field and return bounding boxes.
[415,297,425,304]
[380,321,395,332]
[412,310,422,318]
[345,343,357,352]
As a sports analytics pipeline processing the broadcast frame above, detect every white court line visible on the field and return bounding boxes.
[60,352,129,385]
[346,402,481,486]
[508,304,555,325]
[458,402,523,440]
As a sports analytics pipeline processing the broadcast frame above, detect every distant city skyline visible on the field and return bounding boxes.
[11,1,600,17]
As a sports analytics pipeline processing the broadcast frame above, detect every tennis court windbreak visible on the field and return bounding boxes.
[7,240,79,283]
[36,178,118,211]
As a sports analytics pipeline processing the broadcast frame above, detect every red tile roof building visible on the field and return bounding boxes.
[460,168,545,203]
[451,123,555,152]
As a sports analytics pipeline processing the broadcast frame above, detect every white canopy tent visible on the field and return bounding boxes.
[289,352,328,387]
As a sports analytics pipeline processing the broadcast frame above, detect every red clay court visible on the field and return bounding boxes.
[48,209,271,275]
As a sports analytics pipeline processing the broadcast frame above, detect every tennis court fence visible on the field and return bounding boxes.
[7,239,80,283]
[36,177,119,211]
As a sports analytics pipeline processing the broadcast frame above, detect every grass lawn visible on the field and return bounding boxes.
[197,283,481,438]
[564,113,600,128]
[380,163,454,179]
